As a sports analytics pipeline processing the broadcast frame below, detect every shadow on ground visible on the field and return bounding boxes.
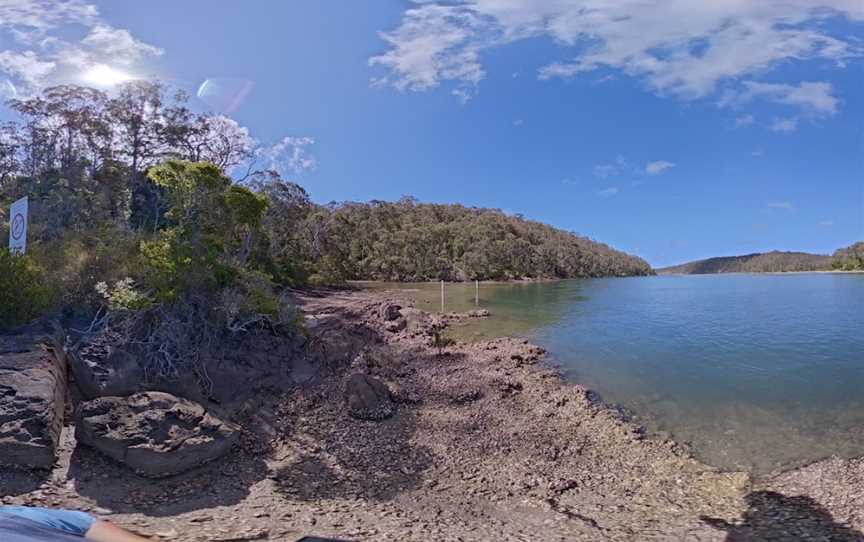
[271,407,434,502]
[701,490,864,541]
[66,435,270,516]
[0,468,50,497]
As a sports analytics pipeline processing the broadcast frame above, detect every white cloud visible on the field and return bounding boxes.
[254,136,317,177]
[512,118,523,126]
[593,164,617,179]
[369,4,486,100]
[819,219,834,227]
[79,25,163,66]
[597,186,619,198]
[722,81,839,116]
[561,178,580,186]
[593,154,630,178]
[0,0,97,42]
[645,160,675,175]
[371,1,863,106]
[751,149,764,156]
[735,114,755,127]
[770,117,799,133]
[767,201,796,211]
[0,50,55,89]
[0,0,162,94]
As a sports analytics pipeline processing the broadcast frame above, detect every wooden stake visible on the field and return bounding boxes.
[440,280,445,313]
[475,280,479,306]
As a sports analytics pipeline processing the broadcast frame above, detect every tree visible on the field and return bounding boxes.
[832,242,864,271]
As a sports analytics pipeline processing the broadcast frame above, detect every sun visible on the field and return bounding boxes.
[81,64,135,86]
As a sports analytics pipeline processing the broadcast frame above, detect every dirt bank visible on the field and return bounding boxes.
[1,289,862,541]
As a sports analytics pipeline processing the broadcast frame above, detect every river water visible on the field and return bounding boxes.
[369,274,864,475]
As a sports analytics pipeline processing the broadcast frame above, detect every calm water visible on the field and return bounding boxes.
[372,274,864,475]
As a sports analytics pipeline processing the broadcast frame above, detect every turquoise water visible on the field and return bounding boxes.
[374,274,864,474]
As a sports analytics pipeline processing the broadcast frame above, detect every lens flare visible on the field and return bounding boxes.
[196,78,254,114]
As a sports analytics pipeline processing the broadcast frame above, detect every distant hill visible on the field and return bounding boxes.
[657,251,832,275]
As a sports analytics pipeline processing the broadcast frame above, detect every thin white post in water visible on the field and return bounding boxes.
[440,280,445,313]
[475,280,479,306]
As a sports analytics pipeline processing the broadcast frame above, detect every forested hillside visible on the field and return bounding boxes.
[299,199,653,282]
[832,241,864,270]
[0,82,648,331]
[657,251,832,275]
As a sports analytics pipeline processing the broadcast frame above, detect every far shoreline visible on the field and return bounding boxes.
[657,269,864,276]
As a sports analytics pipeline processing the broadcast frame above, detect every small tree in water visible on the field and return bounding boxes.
[432,327,456,357]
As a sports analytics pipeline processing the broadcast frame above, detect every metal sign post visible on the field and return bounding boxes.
[8,196,27,254]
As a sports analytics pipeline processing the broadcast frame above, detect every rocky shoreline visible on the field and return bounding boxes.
[2,288,863,541]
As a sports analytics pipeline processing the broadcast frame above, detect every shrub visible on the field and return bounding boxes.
[95,278,153,311]
[28,225,143,308]
[0,248,54,329]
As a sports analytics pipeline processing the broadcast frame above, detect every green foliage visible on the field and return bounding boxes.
[95,278,153,311]
[832,242,864,271]
[293,199,653,282]
[224,185,269,228]
[141,161,272,304]
[659,251,834,275]
[27,225,142,308]
[0,249,53,329]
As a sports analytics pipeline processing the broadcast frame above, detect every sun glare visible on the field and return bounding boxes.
[81,64,135,86]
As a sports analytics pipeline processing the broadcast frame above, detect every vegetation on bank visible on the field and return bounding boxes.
[831,242,864,271]
[658,245,864,275]
[0,81,648,333]
[300,199,653,282]
[657,251,831,274]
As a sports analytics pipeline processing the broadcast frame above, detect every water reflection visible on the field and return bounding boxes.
[364,280,583,341]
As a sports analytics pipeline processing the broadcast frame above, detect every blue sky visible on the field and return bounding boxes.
[0,1,862,267]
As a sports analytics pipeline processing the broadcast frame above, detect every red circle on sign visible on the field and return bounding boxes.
[11,213,24,240]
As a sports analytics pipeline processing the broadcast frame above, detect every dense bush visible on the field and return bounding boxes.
[0,249,53,329]
[832,242,864,271]
[658,251,833,274]
[28,226,143,307]
[295,198,654,282]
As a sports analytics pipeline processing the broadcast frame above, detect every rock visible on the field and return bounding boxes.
[68,333,143,399]
[0,323,67,469]
[447,386,484,405]
[467,309,490,318]
[75,392,239,478]
[494,378,523,396]
[344,373,395,421]
[379,302,403,322]
[384,318,407,333]
[389,381,422,404]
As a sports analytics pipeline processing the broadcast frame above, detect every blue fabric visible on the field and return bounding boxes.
[0,506,95,540]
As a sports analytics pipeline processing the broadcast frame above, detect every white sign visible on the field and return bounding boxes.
[8,196,27,254]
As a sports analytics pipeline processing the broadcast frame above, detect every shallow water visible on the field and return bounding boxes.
[369,274,864,475]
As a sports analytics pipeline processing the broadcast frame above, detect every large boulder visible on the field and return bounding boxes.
[68,332,143,399]
[76,392,239,478]
[344,373,395,421]
[0,322,67,469]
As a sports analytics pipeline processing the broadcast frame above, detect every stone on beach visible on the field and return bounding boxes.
[344,373,395,420]
[0,323,67,469]
[75,391,239,478]
[68,332,143,399]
